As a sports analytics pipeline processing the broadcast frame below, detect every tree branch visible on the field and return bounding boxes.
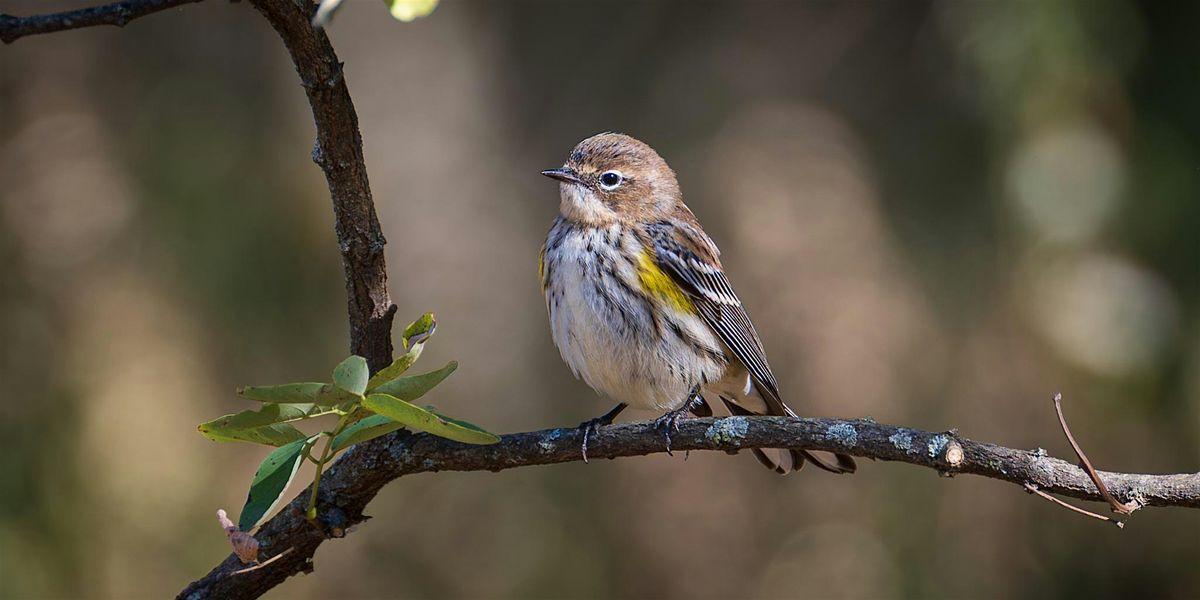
[0,0,205,44]
[247,0,396,370]
[177,415,1200,598]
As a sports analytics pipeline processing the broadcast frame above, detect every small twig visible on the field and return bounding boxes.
[306,415,351,522]
[1053,393,1139,516]
[306,437,331,521]
[1024,483,1124,528]
[231,547,295,575]
[0,0,205,44]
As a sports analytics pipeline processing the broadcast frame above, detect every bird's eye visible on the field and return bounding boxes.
[598,170,624,191]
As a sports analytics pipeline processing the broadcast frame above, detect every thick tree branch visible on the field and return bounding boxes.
[0,0,204,44]
[247,0,396,370]
[177,415,1200,599]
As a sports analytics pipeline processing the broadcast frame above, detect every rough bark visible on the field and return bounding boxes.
[248,0,396,371]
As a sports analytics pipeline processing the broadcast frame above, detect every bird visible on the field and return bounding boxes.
[538,132,857,475]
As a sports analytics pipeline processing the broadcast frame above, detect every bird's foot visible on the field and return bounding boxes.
[654,388,703,456]
[578,403,627,463]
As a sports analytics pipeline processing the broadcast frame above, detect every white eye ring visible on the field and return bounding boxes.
[598,170,624,191]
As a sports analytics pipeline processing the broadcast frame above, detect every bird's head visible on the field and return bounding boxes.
[542,132,681,226]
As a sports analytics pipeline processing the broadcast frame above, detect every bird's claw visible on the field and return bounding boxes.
[653,409,686,456]
[654,388,703,456]
[578,418,605,463]
[577,403,627,463]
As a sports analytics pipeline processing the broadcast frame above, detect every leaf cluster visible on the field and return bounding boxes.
[198,313,498,531]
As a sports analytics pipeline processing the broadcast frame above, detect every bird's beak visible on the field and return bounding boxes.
[541,167,581,184]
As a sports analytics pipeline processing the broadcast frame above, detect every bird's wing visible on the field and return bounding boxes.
[643,219,786,411]
[646,217,857,475]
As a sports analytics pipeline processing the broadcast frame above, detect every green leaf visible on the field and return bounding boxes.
[401,313,436,349]
[201,421,304,447]
[371,361,457,402]
[238,382,358,406]
[362,392,499,445]
[384,0,438,22]
[239,435,319,531]
[366,313,437,391]
[198,403,333,446]
[331,414,405,452]
[365,353,420,392]
[332,355,369,395]
[429,409,498,440]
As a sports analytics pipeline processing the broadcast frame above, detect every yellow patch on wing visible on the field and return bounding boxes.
[637,249,695,313]
[538,245,547,289]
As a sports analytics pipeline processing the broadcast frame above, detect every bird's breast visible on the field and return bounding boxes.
[541,220,727,410]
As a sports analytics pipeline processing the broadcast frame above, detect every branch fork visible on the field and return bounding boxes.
[1023,393,1143,527]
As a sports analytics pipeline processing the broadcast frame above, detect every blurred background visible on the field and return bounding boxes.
[2,0,1198,598]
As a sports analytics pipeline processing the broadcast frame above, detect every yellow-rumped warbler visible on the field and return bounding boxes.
[540,132,856,475]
